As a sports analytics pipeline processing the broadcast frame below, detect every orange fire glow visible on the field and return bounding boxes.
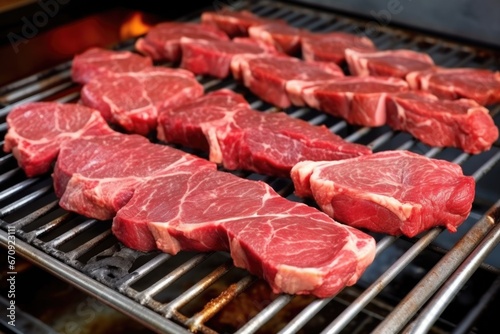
[120,12,153,40]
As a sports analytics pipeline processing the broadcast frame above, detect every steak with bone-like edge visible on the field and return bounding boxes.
[157,90,371,177]
[291,150,475,237]
[3,102,114,177]
[114,167,376,298]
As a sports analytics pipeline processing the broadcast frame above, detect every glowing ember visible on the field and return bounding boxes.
[120,12,153,39]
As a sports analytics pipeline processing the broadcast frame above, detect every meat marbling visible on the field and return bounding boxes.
[54,133,216,226]
[301,32,376,64]
[3,102,114,177]
[179,37,275,78]
[71,47,152,84]
[157,90,372,177]
[293,76,409,127]
[406,67,500,106]
[134,22,229,62]
[115,167,376,297]
[81,67,204,135]
[201,10,283,37]
[387,92,499,154]
[291,150,475,237]
[235,55,344,108]
[345,48,434,78]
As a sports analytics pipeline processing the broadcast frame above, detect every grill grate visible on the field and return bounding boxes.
[1,1,500,333]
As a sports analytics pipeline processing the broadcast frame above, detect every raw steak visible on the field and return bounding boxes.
[54,133,216,251]
[157,89,250,151]
[232,37,281,53]
[3,102,113,177]
[248,23,303,55]
[157,89,372,177]
[81,67,204,135]
[235,55,344,108]
[114,167,376,297]
[406,67,500,106]
[293,76,408,126]
[201,9,282,37]
[179,37,274,78]
[291,150,475,237]
[71,47,152,84]
[345,48,434,78]
[301,32,376,64]
[386,92,499,153]
[135,22,229,62]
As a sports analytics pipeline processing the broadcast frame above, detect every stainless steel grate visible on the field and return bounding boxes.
[1,1,500,333]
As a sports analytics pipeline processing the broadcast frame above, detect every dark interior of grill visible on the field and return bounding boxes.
[1,1,500,333]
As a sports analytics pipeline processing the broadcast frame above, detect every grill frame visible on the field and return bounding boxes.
[1,1,500,333]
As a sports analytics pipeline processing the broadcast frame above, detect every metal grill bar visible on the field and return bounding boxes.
[372,209,499,334]
[409,212,500,334]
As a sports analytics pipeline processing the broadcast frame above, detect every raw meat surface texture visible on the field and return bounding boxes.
[158,89,372,177]
[180,37,273,78]
[406,67,500,106]
[115,167,376,298]
[248,23,303,55]
[291,150,475,237]
[81,67,204,135]
[295,76,408,126]
[201,10,283,37]
[386,92,499,153]
[53,133,216,242]
[301,32,376,64]
[236,55,344,108]
[71,47,152,84]
[3,102,113,177]
[134,22,229,61]
[345,48,434,78]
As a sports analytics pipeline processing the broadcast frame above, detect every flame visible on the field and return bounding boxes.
[120,12,153,40]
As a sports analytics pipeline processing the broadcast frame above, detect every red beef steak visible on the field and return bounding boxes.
[114,167,376,298]
[301,31,376,64]
[157,90,371,177]
[345,48,435,78]
[81,67,204,135]
[235,55,344,108]
[71,47,152,84]
[291,150,475,237]
[135,22,229,62]
[179,37,275,78]
[53,133,215,228]
[293,76,408,126]
[387,92,499,153]
[3,102,113,177]
[201,9,282,37]
[406,67,500,106]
